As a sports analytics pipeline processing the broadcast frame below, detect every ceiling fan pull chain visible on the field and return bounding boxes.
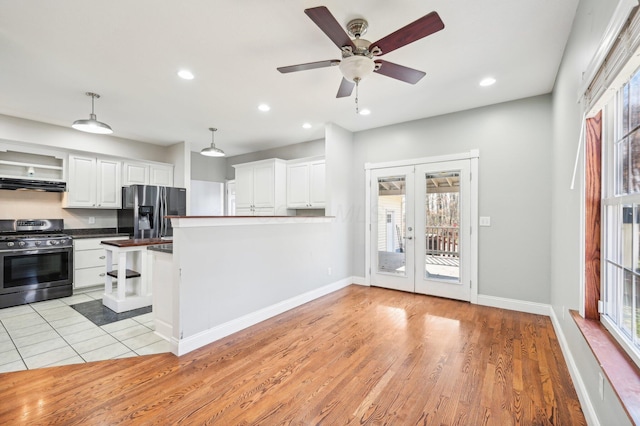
[355,77,360,114]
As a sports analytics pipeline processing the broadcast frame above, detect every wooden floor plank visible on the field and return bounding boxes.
[0,285,585,425]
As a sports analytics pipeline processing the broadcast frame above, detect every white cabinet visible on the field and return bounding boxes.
[63,155,122,208]
[122,162,149,186]
[73,236,127,289]
[233,159,287,215]
[123,161,174,187]
[150,164,173,186]
[0,144,66,182]
[287,159,325,208]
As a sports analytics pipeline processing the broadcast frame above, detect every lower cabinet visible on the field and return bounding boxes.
[73,236,128,290]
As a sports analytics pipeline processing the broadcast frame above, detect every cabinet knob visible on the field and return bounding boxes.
[99,256,105,259]
[99,273,106,277]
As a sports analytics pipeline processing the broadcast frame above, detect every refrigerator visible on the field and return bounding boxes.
[117,185,187,239]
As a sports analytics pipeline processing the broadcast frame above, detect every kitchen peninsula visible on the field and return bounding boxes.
[162,215,341,356]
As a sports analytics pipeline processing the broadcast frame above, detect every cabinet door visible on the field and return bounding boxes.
[96,159,122,208]
[309,162,326,207]
[234,167,254,209]
[254,207,276,216]
[66,155,97,207]
[123,162,149,186]
[235,207,254,216]
[252,163,275,208]
[287,164,310,208]
[150,164,173,186]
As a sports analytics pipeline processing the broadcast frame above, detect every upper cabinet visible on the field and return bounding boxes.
[123,161,173,187]
[0,143,66,182]
[63,155,122,208]
[287,158,325,209]
[233,159,287,216]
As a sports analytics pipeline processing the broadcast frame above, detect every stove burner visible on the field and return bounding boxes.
[0,219,71,251]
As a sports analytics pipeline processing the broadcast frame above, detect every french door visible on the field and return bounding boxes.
[368,158,475,302]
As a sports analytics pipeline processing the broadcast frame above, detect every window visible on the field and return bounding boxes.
[602,65,640,367]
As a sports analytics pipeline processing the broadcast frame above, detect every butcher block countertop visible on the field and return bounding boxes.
[100,238,170,248]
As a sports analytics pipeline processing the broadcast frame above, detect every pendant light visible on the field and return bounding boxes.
[72,92,113,134]
[200,127,225,157]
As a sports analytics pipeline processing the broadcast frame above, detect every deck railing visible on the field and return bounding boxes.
[426,226,459,257]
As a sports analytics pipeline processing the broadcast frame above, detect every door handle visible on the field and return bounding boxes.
[404,236,413,240]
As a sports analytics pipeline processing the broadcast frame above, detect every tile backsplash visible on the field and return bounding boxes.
[0,190,116,229]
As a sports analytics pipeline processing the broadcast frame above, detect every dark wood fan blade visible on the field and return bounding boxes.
[336,78,355,98]
[374,60,426,84]
[278,60,340,74]
[370,11,444,56]
[305,6,356,50]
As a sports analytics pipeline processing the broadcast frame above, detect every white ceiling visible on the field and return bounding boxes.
[0,0,579,156]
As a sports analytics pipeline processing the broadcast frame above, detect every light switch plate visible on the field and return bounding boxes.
[479,216,491,227]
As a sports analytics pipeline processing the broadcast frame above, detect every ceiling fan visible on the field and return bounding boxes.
[277,6,445,99]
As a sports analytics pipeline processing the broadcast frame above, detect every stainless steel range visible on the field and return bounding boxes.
[0,219,73,308]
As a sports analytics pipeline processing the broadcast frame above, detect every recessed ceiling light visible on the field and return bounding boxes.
[177,69,194,80]
[302,123,312,129]
[479,77,496,87]
[258,104,271,112]
[359,109,371,116]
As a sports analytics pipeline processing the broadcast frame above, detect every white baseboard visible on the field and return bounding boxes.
[548,309,600,426]
[175,277,354,356]
[476,294,552,316]
[351,276,367,286]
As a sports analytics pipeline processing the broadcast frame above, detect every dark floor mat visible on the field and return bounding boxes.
[70,299,152,326]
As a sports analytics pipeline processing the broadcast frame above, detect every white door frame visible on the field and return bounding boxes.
[365,150,479,304]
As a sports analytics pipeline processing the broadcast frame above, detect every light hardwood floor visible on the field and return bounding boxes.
[0,285,585,425]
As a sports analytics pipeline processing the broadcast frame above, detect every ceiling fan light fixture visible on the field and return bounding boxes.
[72,92,113,134]
[339,55,375,83]
[201,127,226,157]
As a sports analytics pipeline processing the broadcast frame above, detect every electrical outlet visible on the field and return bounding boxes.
[327,267,332,276]
[479,216,491,227]
[88,216,95,224]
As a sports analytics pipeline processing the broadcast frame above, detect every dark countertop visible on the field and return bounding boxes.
[147,244,173,254]
[66,228,130,239]
[101,238,171,248]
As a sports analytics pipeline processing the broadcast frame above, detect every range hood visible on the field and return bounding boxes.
[0,178,66,192]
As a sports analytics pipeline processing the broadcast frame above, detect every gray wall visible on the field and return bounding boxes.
[190,152,227,182]
[225,138,325,179]
[325,123,355,280]
[551,0,631,424]
[351,95,553,303]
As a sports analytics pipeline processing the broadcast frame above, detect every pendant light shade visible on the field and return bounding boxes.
[72,92,113,134]
[201,127,225,157]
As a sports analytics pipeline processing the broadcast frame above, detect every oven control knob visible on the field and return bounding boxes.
[35,241,41,246]
[18,241,26,247]
[50,240,59,245]
[6,241,14,247]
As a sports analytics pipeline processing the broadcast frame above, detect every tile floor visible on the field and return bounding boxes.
[0,289,170,374]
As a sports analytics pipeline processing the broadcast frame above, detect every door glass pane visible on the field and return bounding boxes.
[377,175,406,275]
[423,171,460,282]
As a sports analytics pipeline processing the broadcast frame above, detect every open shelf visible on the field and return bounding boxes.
[107,269,141,279]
